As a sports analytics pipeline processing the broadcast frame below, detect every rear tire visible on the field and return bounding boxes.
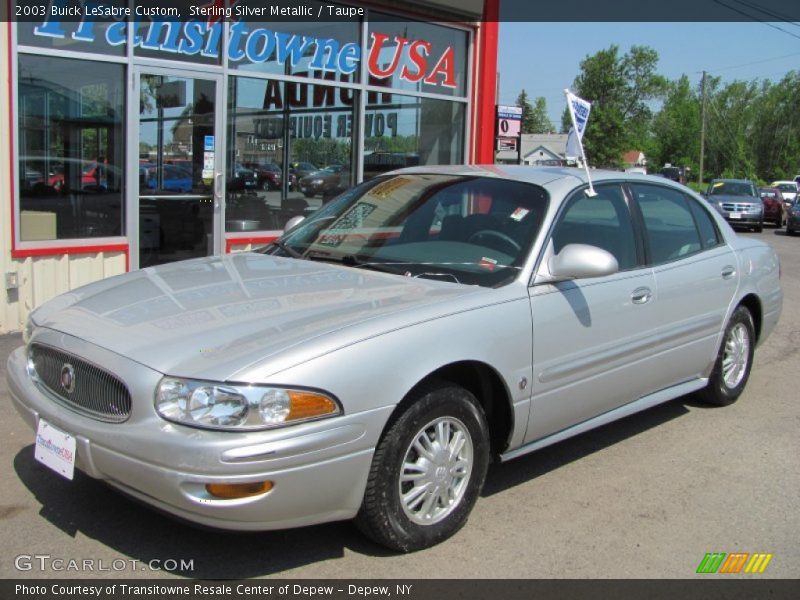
[355,382,490,552]
[698,305,755,406]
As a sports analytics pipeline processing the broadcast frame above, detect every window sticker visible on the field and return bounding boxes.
[369,177,412,200]
[479,257,498,271]
[510,207,530,222]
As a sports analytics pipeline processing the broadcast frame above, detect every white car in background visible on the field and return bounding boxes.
[772,181,799,207]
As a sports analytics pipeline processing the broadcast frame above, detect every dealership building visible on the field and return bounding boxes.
[0,0,499,332]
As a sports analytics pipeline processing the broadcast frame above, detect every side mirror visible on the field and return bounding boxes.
[283,215,305,233]
[548,244,619,280]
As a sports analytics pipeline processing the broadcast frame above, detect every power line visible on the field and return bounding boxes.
[712,0,800,41]
[701,51,800,73]
[724,0,800,27]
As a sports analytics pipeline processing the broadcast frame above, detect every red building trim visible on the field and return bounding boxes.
[7,17,17,255]
[473,0,499,164]
[12,244,130,259]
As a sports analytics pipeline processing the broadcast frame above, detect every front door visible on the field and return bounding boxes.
[525,183,658,443]
[132,69,223,268]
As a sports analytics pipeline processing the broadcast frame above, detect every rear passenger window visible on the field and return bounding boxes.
[686,195,722,249]
[632,184,703,264]
[552,184,638,270]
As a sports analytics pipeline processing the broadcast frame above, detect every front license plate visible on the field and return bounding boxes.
[728,212,742,219]
[35,419,76,480]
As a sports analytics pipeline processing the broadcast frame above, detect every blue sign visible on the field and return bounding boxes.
[204,136,215,151]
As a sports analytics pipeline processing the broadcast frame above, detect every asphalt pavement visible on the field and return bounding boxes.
[0,229,798,580]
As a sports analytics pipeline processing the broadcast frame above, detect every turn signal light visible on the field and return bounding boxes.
[205,481,273,499]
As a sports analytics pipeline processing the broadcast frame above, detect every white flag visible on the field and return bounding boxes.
[564,89,596,196]
[565,127,581,161]
[565,90,592,140]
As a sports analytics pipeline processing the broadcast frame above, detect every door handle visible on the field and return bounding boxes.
[631,287,652,305]
[721,266,736,279]
[213,173,223,208]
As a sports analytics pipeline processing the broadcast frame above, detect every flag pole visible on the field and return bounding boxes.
[564,89,597,197]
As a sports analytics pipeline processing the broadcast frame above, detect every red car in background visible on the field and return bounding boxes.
[759,187,787,228]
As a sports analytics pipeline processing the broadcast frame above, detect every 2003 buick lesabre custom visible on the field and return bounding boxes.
[8,166,783,551]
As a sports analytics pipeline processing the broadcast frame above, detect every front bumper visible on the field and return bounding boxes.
[7,338,388,531]
[721,212,762,227]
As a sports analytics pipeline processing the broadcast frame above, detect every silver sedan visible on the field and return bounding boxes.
[7,166,783,552]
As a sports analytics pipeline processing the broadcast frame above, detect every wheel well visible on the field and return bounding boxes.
[738,294,763,342]
[402,362,514,458]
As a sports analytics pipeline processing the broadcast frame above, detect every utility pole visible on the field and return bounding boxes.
[699,71,706,186]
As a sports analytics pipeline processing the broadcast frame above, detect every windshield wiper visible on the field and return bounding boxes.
[306,252,402,275]
[268,240,304,259]
[413,272,461,284]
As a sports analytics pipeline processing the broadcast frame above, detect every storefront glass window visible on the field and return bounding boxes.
[17,55,125,241]
[363,94,465,180]
[226,75,356,233]
[138,74,217,267]
[366,14,469,98]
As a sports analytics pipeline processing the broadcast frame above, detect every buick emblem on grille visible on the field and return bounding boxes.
[60,363,76,394]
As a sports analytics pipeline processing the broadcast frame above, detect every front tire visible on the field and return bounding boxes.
[355,382,490,552]
[698,305,755,406]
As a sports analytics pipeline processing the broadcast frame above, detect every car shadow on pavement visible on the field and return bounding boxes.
[482,398,690,497]
[12,449,394,578]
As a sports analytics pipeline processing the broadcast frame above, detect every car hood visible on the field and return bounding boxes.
[31,253,488,380]
[708,194,760,205]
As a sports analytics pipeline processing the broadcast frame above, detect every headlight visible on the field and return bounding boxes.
[22,315,36,346]
[155,377,341,431]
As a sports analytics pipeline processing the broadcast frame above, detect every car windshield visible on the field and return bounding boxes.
[775,184,797,193]
[262,173,549,287]
[709,182,755,196]
[759,190,779,198]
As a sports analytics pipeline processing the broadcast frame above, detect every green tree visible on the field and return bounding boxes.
[529,97,553,133]
[516,89,534,133]
[650,75,701,174]
[570,45,667,167]
[702,77,759,180]
[750,72,800,181]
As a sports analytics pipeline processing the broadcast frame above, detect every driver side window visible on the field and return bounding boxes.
[552,184,638,271]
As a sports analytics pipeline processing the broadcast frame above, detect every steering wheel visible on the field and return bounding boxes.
[467,230,521,255]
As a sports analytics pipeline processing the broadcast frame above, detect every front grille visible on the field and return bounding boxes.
[721,203,758,213]
[29,343,132,422]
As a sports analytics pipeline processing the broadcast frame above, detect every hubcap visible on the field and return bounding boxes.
[722,322,750,389]
[399,417,473,526]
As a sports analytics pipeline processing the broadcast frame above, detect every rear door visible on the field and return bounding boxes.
[627,183,738,391]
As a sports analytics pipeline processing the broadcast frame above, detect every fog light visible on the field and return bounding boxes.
[205,481,273,499]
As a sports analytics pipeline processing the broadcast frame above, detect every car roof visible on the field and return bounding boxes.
[386,164,695,194]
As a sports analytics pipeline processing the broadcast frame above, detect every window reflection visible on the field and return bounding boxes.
[226,76,356,233]
[17,55,125,240]
[363,95,465,180]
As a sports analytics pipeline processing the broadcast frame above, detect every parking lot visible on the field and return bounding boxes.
[0,228,798,580]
